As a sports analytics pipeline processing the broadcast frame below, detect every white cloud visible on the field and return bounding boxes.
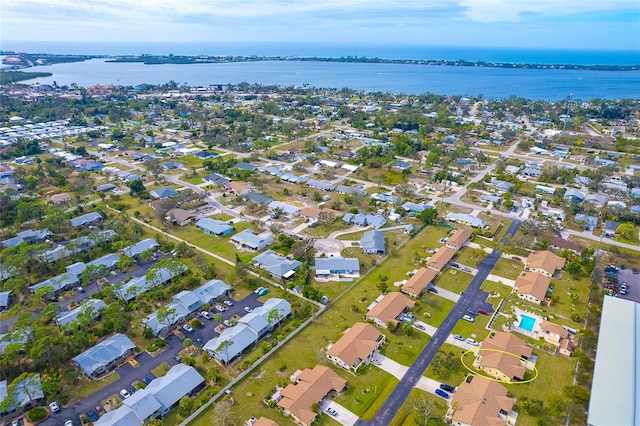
[459,0,637,23]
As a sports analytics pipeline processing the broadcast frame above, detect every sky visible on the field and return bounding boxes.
[1,0,640,51]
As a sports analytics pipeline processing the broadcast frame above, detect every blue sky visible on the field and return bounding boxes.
[2,0,639,50]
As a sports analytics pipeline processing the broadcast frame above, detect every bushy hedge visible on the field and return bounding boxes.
[27,407,48,422]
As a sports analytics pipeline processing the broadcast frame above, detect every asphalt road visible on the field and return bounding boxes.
[38,292,263,426]
[358,219,521,426]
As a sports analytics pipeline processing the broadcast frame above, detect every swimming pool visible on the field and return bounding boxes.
[519,314,537,332]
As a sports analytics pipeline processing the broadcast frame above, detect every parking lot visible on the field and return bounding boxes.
[614,267,640,304]
[37,291,264,426]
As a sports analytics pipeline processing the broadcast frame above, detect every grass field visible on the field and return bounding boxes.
[66,373,120,404]
[433,269,473,294]
[389,388,449,426]
[454,247,487,268]
[491,258,524,280]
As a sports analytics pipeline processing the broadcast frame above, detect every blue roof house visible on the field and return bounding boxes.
[195,218,233,236]
[72,333,136,378]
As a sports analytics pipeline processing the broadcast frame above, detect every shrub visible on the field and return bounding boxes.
[191,319,203,328]
[143,327,154,339]
[27,407,48,422]
[154,339,167,348]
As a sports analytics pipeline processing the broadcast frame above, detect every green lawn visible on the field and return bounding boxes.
[390,388,449,426]
[333,368,399,420]
[423,343,469,386]
[416,296,456,328]
[450,315,491,342]
[491,258,524,280]
[66,373,120,404]
[433,269,473,294]
[454,247,487,268]
[379,330,431,366]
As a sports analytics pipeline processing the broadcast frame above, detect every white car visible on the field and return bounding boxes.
[49,401,60,413]
[120,389,131,399]
[244,306,253,313]
[466,338,479,346]
[201,311,212,320]
[64,421,74,426]
[462,315,475,323]
[254,287,265,294]
[223,300,234,307]
[182,324,194,333]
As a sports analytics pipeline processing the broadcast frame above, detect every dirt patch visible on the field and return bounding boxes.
[314,238,345,255]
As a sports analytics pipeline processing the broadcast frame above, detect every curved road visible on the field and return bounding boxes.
[358,219,521,426]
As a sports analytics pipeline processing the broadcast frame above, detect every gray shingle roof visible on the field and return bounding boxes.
[72,334,135,377]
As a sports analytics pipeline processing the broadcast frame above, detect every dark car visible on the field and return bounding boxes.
[427,286,439,293]
[478,308,488,315]
[633,267,639,275]
[85,411,98,422]
[196,338,206,346]
[95,405,106,416]
[439,384,456,393]
[143,376,152,385]
[435,389,449,398]
[129,386,137,395]
[467,309,479,316]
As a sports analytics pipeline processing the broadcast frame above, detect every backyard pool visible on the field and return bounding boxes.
[519,314,537,332]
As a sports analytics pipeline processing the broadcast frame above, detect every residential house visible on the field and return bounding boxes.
[69,212,103,227]
[402,268,437,298]
[574,214,598,231]
[326,323,385,373]
[604,221,620,238]
[277,366,347,426]
[191,279,231,305]
[121,238,160,259]
[139,364,205,416]
[204,324,259,364]
[243,191,273,206]
[143,290,202,336]
[72,333,136,379]
[549,237,583,255]
[307,179,335,191]
[0,291,11,311]
[336,185,367,196]
[166,208,197,226]
[226,181,249,195]
[95,389,162,425]
[445,228,472,250]
[195,218,234,236]
[149,187,178,199]
[94,183,116,193]
[535,185,556,195]
[1,228,52,248]
[473,332,532,382]
[371,193,399,204]
[393,160,411,170]
[0,374,44,420]
[163,161,184,170]
[514,272,551,305]
[117,265,187,301]
[563,188,586,204]
[525,250,566,277]
[447,213,487,229]
[30,272,80,294]
[426,247,456,272]
[231,229,274,251]
[203,173,230,186]
[401,202,433,213]
[445,375,516,426]
[361,230,385,254]
[235,162,257,172]
[585,193,607,208]
[268,200,301,217]
[539,321,569,346]
[49,193,72,205]
[252,250,301,280]
[40,230,116,263]
[315,257,360,280]
[365,292,415,329]
[56,299,107,328]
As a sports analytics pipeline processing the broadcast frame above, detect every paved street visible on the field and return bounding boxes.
[358,220,521,426]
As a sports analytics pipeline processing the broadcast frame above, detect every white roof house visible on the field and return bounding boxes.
[203,324,259,364]
[56,299,107,327]
[121,238,160,258]
[587,296,640,426]
[72,333,136,378]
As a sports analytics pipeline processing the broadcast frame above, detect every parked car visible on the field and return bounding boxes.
[244,306,253,313]
[223,320,232,327]
[467,309,479,316]
[173,355,182,362]
[619,289,628,295]
[466,338,479,346]
[453,334,465,341]
[254,287,265,294]
[478,308,488,315]
[258,288,269,296]
[223,300,234,307]
[427,286,439,293]
[633,267,638,275]
[414,323,426,331]
[129,386,137,395]
[326,407,338,416]
[182,324,194,333]
[85,411,99,422]
[439,384,456,393]
[439,237,448,243]
[371,358,381,365]
[119,389,131,399]
[201,311,212,320]
[214,304,226,312]
[462,315,475,323]
[196,338,206,346]
[49,402,60,413]
[75,287,85,293]
[435,389,449,398]
[95,405,105,416]
[64,421,74,426]
[511,256,522,261]
[143,376,152,385]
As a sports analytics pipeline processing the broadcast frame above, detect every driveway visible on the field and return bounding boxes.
[412,320,437,336]
[430,286,460,302]
[357,220,521,426]
[445,335,480,351]
[319,399,360,426]
[371,354,408,380]
[414,376,442,394]
[314,239,345,256]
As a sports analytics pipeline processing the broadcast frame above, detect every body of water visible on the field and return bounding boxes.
[15,58,640,100]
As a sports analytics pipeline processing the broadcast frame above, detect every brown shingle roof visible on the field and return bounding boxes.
[277,366,347,426]
[515,272,551,301]
[402,268,437,297]
[478,332,532,381]
[366,292,415,325]
[450,375,514,426]
[540,320,569,339]
[549,237,583,253]
[426,246,456,270]
[254,418,279,426]
[326,323,383,367]
[446,228,472,249]
[526,250,566,275]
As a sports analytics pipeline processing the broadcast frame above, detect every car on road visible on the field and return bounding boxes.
[49,401,60,413]
[439,384,456,393]
[453,334,465,341]
[85,411,99,422]
[427,286,439,293]
[435,389,449,398]
[223,299,234,307]
[466,338,479,346]
[120,389,131,399]
[326,407,338,416]
[633,267,638,275]
[244,306,253,313]
[182,324,194,332]
[619,289,628,295]
[196,338,206,346]
[462,315,475,323]
[143,376,152,385]
[254,287,265,294]
[201,311,212,320]
[75,287,85,293]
